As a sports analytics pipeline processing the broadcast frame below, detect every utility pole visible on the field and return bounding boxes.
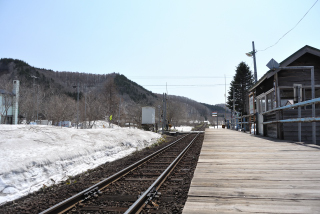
[73,83,80,129]
[30,75,38,122]
[77,82,80,129]
[158,105,161,133]
[224,75,226,125]
[36,85,39,121]
[164,93,167,131]
[118,97,121,126]
[162,93,167,134]
[252,41,258,83]
[83,85,87,128]
[162,93,164,134]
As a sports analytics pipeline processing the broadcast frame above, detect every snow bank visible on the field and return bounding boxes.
[0,124,160,205]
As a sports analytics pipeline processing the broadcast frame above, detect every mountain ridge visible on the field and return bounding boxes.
[0,58,229,125]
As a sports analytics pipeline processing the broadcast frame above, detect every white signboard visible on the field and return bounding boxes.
[142,107,155,124]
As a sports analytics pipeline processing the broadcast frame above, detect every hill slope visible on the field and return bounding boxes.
[0,58,228,125]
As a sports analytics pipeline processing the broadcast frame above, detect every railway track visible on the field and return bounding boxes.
[1,124,206,214]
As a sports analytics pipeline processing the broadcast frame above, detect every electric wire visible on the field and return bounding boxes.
[142,84,226,87]
[257,0,318,52]
[128,76,233,79]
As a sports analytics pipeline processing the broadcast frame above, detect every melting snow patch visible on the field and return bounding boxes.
[0,124,160,205]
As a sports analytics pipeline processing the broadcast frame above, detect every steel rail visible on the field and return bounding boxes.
[124,133,200,214]
[39,133,191,214]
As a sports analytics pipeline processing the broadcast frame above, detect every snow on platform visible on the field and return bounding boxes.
[0,123,160,205]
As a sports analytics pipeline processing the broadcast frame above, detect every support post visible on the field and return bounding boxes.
[311,67,316,144]
[279,110,284,139]
[217,116,218,129]
[297,86,301,142]
[249,115,252,134]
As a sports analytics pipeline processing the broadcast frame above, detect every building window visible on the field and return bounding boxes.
[266,93,272,111]
[304,88,320,109]
[260,97,266,112]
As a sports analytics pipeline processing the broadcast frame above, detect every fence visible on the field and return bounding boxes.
[232,114,256,134]
[262,97,320,144]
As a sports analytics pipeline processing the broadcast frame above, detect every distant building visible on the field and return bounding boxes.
[248,45,320,143]
[0,80,19,124]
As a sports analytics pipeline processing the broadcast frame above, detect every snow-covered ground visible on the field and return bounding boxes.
[209,125,223,129]
[173,126,193,132]
[0,122,160,205]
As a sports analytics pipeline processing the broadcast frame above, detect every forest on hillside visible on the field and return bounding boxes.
[0,58,228,127]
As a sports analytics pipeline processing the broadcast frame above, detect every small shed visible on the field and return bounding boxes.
[249,45,320,143]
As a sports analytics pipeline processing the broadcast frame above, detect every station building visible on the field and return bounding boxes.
[248,45,320,144]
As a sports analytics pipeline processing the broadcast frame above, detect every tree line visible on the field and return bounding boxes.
[0,58,226,127]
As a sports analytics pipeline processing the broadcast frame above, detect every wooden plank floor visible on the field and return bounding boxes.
[182,128,320,214]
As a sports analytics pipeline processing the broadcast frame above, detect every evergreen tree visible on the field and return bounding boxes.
[227,62,254,114]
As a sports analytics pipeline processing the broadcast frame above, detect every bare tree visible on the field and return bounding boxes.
[18,84,34,122]
[82,91,104,128]
[46,94,75,125]
[166,99,186,128]
[103,78,120,125]
[0,81,13,124]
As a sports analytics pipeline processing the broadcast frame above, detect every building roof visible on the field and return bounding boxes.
[249,45,320,92]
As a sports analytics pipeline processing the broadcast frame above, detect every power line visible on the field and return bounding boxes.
[258,0,318,52]
[128,76,233,79]
[143,84,226,87]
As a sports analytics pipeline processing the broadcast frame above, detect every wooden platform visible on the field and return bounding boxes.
[182,128,320,214]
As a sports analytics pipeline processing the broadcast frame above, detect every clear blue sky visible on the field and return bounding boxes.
[1,0,319,105]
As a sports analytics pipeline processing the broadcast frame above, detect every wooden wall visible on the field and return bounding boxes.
[278,53,320,87]
[264,109,320,144]
[283,109,320,144]
[264,113,277,139]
